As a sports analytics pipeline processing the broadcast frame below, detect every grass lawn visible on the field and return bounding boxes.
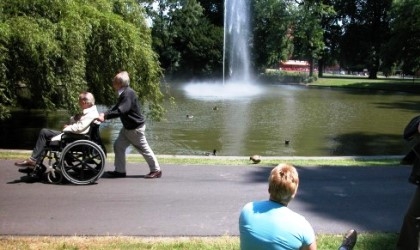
[0,150,403,167]
[310,75,420,93]
[0,233,400,250]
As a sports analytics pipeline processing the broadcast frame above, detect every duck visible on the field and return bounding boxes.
[186,114,194,119]
[205,149,217,156]
[250,155,261,164]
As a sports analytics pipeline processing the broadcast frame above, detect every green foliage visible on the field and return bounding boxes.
[140,0,419,83]
[172,2,223,77]
[145,0,223,78]
[0,23,11,120]
[197,0,223,26]
[6,16,62,109]
[292,1,335,77]
[384,0,420,75]
[338,0,392,79]
[252,0,295,70]
[293,1,326,59]
[0,0,163,120]
[258,69,310,84]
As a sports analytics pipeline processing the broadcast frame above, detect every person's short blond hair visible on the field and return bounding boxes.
[268,163,299,205]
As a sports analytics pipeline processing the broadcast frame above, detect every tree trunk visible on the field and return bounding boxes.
[309,57,314,77]
[368,65,378,79]
[318,58,324,78]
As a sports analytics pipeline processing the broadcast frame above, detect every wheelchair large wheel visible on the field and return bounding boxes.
[59,140,106,185]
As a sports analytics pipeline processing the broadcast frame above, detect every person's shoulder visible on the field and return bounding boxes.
[242,200,273,211]
[86,105,99,114]
[286,208,311,224]
[241,201,257,210]
[126,87,136,93]
[124,87,138,97]
[241,201,252,209]
[244,200,267,206]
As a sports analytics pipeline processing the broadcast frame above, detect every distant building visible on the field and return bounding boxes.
[279,60,310,72]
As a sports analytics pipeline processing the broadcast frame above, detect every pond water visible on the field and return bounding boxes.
[1,83,419,156]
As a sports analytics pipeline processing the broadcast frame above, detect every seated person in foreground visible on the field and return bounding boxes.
[14,91,99,168]
[239,163,317,250]
[239,163,358,250]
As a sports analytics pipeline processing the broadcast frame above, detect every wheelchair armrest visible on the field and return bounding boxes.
[62,132,90,141]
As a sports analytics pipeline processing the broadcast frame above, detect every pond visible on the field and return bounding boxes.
[1,83,419,156]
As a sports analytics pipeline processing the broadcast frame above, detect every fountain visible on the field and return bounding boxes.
[223,0,251,83]
[184,0,262,100]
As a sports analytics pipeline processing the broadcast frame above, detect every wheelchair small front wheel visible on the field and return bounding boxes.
[47,169,63,184]
[59,140,106,185]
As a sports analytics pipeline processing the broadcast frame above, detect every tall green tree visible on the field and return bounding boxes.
[251,0,295,71]
[0,0,163,120]
[197,0,223,27]
[293,0,334,77]
[339,0,392,78]
[315,0,340,77]
[171,0,223,77]
[141,0,181,74]
[382,0,420,76]
[143,0,223,78]
[0,22,11,120]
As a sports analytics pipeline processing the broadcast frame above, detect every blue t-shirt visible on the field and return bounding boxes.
[239,200,315,250]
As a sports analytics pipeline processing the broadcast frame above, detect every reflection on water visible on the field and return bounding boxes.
[1,83,419,156]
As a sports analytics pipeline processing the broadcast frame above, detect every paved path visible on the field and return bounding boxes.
[0,159,415,236]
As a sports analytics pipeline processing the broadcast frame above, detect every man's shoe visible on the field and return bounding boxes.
[104,171,126,178]
[15,159,36,167]
[339,229,357,250]
[145,170,162,179]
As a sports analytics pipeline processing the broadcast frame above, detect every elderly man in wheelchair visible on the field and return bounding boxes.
[14,91,106,185]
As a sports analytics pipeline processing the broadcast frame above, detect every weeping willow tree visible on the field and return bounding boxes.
[0,0,163,120]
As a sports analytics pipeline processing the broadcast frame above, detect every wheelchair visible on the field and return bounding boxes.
[25,122,107,185]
